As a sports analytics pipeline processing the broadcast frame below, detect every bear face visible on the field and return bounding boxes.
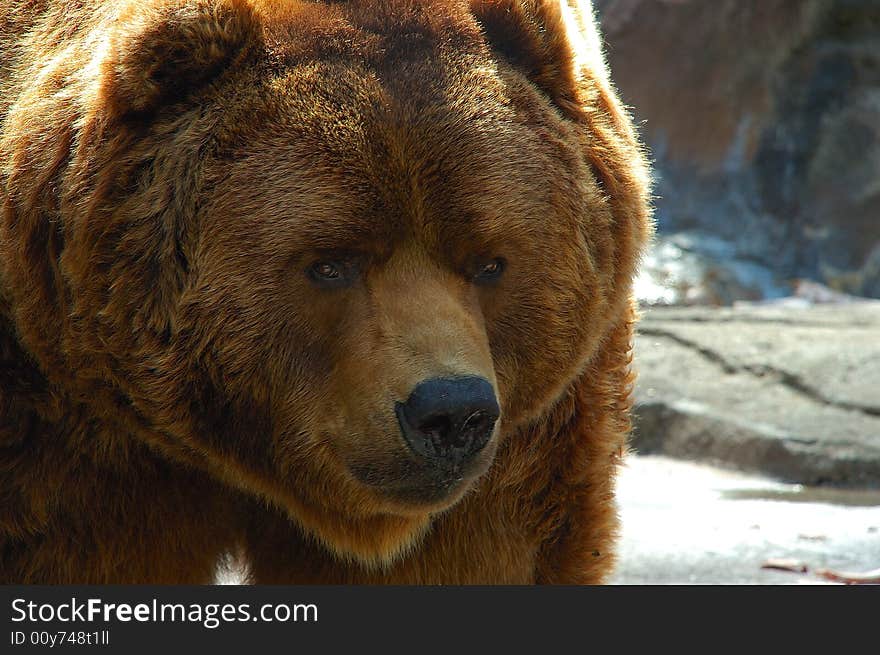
[188,54,613,531]
[1,0,650,566]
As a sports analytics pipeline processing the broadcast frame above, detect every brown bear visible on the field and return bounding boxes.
[0,0,651,584]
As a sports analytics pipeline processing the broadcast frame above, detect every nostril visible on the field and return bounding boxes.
[458,410,495,446]
[416,414,454,454]
[415,410,494,453]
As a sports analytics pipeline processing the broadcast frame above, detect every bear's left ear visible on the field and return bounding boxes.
[469,0,608,119]
[101,0,263,120]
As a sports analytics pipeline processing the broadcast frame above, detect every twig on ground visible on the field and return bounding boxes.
[814,567,880,585]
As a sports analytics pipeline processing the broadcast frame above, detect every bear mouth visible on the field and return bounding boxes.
[346,442,498,512]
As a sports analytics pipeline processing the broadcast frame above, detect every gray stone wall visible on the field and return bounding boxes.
[596,0,880,300]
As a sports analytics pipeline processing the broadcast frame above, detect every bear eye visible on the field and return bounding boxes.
[473,258,506,284]
[311,262,340,279]
[307,260,355,288]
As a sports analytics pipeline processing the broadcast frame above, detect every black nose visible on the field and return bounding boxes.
[395,376,500,467]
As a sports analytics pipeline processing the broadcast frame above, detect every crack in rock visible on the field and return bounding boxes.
[638,327,880,418]
[640,314,879,328]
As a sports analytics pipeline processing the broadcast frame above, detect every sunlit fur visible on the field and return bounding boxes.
[0,0,651,583]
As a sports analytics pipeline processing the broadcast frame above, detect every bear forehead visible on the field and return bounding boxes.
[206,89,559,256]
[252,0,528,130]
[255,0,488,67]
[206,65,570,252]
[190,1,587,247]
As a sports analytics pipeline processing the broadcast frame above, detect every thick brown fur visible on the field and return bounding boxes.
[0,0,651,584]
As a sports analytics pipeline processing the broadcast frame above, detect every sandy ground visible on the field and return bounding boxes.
[610,454,880,585]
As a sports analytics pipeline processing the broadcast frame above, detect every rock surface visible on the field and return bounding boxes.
[597,0,880,300]
[631,302,880,487]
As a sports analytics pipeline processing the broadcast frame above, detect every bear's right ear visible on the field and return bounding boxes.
[101,0,262,120]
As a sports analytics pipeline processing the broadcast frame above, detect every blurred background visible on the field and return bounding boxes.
[592,0,880,584]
